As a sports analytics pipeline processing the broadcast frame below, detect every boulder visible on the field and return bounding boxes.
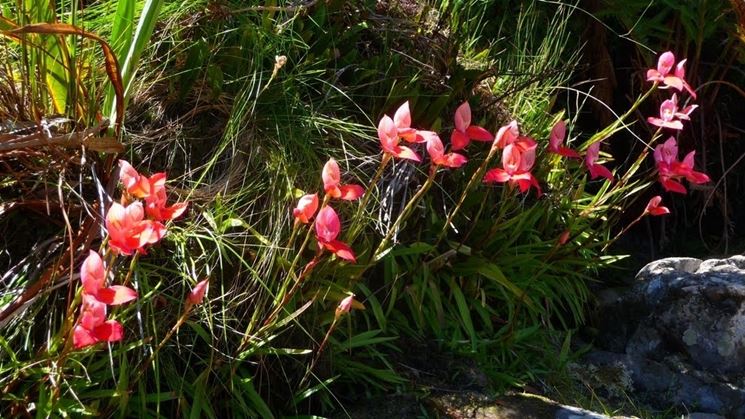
[588,256,745,418]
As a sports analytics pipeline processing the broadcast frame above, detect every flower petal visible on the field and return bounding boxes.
[338,184,365,201]
[393,101,412,130]
[188,279,209,305]
[392,145,421,162]
[450,130,469,151]
[465,125,494,142]
[315,206,341,243]
[92,320,124,343]
[322,239,356,262]
[96,285,138,305]
[454,102,471,133]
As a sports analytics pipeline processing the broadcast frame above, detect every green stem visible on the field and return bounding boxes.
[435,145,500,246]
[373,165,437,260]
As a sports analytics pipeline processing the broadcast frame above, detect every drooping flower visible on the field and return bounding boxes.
[187,279,209,305]
[322,158,365,200]
[315,206,356,262]
[293,193,319,224]
[421,131,468,168]
[80,251,137,305]
[646,51,697,99]
[584,142,614,182]
[378,115,421,162]
[73,294,125,349]
[647,94,697,130]
[483,141,541,195]
[547,120,580,159]
[644,196,670,216]
[106,202,166,255]
[335,294,359,318]
[450,102,494,151]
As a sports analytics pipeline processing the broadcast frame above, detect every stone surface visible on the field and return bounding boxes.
[588,256,745,418]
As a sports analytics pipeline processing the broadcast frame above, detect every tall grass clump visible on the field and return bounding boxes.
[0,0,714,416]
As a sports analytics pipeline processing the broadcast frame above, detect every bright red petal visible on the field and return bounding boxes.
[443,153,468,168]
[589,164,613,181]
[465,125,494,142]
[661,178,688,194]
[188,279,209,305]
[450,130,469,151]
[73,325,99,349]
[557,147,581,159]
[483,168,510,183]
[97,285,138,305]
[323,240,356,262]
[93,320,124,343]
[315,206,341,242]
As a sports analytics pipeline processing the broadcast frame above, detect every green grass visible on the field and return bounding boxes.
[0,1,685,417]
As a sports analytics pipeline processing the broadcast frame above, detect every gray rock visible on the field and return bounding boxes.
[589,256,745,418]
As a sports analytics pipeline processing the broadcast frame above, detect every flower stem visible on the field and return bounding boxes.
[373,165,437,260]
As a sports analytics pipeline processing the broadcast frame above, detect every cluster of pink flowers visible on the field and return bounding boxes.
[293,158,364,262]
[376,100,617,196]
[646,52,710,195]
[73,161,188,349]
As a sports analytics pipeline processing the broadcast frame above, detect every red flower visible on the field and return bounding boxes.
[422,131,468,168]
[73,294,125,349]
[483,141,541,196]
[315,206,356,262]
[584,142,614,182]
[548,120,580,158]
[450,102,494,150]
[378,115,421,162]
[80,251,137,305]
[646,51,697,99]
[493,120,520,149]
[106,202,166,255]
[119,160,151,198]
[143,173,188,222]
[653,137,710,194]
[293,193,319,224]
[322,158,364,200]
[644,196,670,216]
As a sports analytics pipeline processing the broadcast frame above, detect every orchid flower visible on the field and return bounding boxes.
[187,279,209,305]
[644,196,670,216]
[322,158,365,200]
[493,120,520,149]
[80,251,137,305]
[584,142,614,182]
[421,131,468,168]
[450,102,494,150]
[646,51,697,99]
[335,294,359,318]
[73,294,124,349]
[106,202,166,255]
[483,142,541,195]
[143,173,188,222]
[378,115,421,162]
[293,193,319,224]
[547,120,580,158]
[647,94,697,130]
[315,206,356,262]
[392,102,427,144]
[653,137,710,194]
[119,160,151,198]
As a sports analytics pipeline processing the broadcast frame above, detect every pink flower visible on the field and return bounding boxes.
[322,158,365,200]
[143,173,188,223]
[106,202,166,255]
[450,102,494,150]
[647,94,697,130]
[644,196,670,216]
[548,120,580,158]
[187,279,209,305]
[293,193,319,224]
[118,160,150,198]
[584,142,614,182]
[80,251,137,305]
[483,142,541,195]
[646,51,697,99]
[335,294,358,317]
[421,131,468,168]
[493,120,520,149]
[73,294,125,349]
[378,115,421,162]
[653,137,710,194]
[315,206,356,262]
[392,101,426,144]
